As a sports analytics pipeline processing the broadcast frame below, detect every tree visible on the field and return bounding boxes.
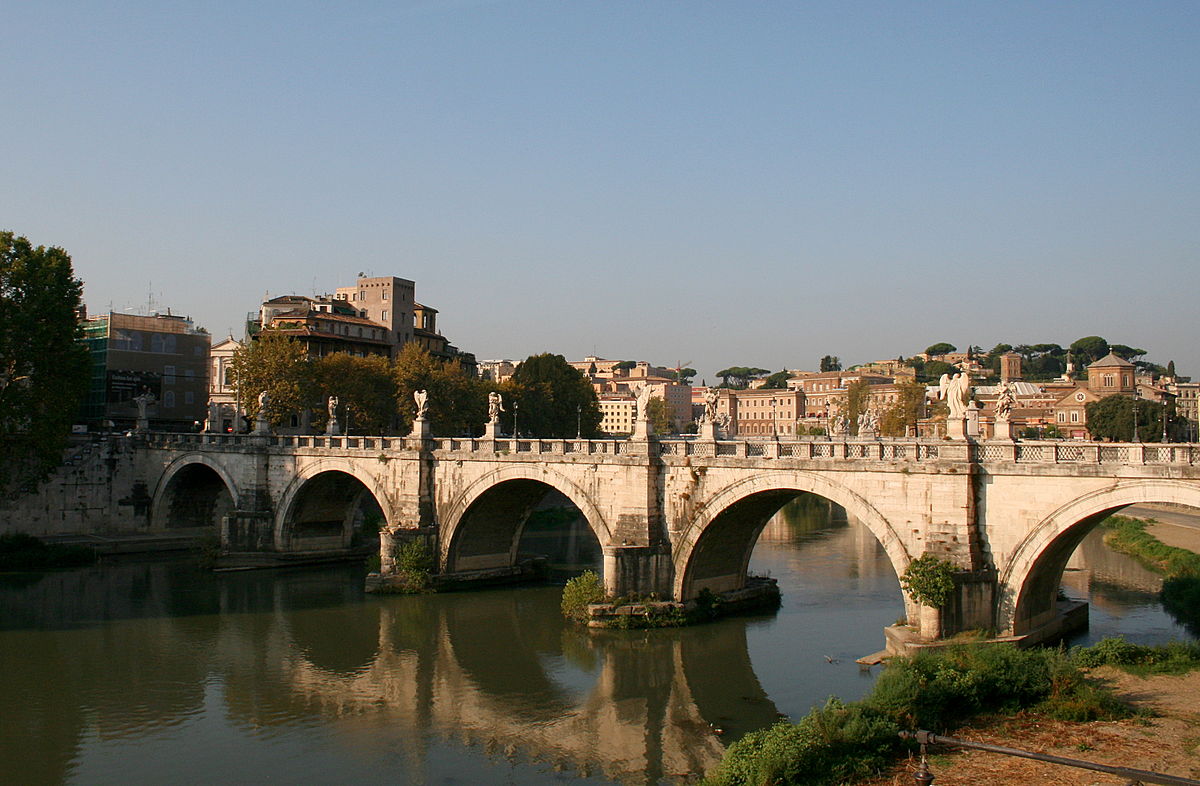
[613,360,637,372]
[1085,396,1182,443]
[843,379,871,435]
[393,344,487,436]
[1167,360,1177,379]
[714,366,771,389]
[230,331,312,427]
[921,360,958,383]
[508,353,601,438]
[760,370,790,389]
[311,353,398,434]
[879,380,928,437]
[819,355,841,372]
[672,367,698,384]
[1109,344,1147,361]
[924,343,956,357]
[1069,336,1109,366]
[646,396,673,435]
[0,233,90,490]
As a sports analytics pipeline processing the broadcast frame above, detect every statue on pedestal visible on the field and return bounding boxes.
[634,384,652,422]
[414,389,429,420]
[945,374,970,419]
[488,391,504,422]
[994,382,1015,422]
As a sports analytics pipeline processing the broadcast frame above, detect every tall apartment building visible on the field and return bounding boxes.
[80,311,211,431]
[248,275,475,372]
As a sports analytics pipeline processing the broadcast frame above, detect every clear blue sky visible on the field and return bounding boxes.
[4,2,1197,381]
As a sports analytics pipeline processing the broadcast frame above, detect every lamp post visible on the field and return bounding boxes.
[576,405,582,440]
[1163,400,1169,443]
[1132,393,1139,443]
[771,397,778,440]
[512,401,519,439]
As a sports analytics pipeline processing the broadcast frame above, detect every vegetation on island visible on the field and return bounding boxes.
[0,232,91,492]
[898,554,958,609]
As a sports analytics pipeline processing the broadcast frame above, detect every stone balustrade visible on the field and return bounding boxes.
[143,431,1200,466]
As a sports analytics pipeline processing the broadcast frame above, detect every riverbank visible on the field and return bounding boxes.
[859,668,1200,784]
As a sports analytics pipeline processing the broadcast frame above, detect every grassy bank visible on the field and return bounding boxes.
[0,532,97,571]
[701,639,1197,786]
[1101,514,1200,635]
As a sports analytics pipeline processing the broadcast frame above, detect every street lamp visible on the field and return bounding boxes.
[1163,400,1169,443]
[771,397,778,440]
[1132,392,1140,443]
[576,405,582,440]
[512,401,519,439]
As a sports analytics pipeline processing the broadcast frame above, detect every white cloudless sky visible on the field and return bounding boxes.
[4,2,1197,381]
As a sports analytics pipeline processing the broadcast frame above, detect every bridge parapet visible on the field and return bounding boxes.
[432,437,633,456]
[971,440,1199,466]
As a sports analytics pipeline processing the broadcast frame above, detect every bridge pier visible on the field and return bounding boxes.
[602,545,674,598]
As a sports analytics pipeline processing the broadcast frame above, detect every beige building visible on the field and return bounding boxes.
[208,336,243,431]
[711,388,805,437]
[598,396,637,436]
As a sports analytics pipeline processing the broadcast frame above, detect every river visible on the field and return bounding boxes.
[0,502,1190,785]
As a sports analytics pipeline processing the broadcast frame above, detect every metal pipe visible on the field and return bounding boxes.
[899,730,1200,786]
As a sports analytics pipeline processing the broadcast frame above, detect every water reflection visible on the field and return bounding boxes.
[0,503,1190,785]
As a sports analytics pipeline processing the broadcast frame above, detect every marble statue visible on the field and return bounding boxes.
[414,389,429,419]
[257,391,270,419]
[327,395,338,421]
[946,374,970,419]
[994,382,1015,422]
[488,391,504,422]
[634,384,652,421]
[703,389,719,424]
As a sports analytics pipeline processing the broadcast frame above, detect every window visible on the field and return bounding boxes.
[382,310,389,321]
[382,291,389,301]
[1057,412,1066,422]
[184,391,194,405]
[164,365,176,385]
[163,391,176,408]
[1070,411,1080,423]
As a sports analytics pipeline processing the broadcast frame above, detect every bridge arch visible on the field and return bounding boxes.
[274,461,391,552]
[673,471,912,604]
[150,454,241,530]
[999,479,1200,636]
[440,464,612,575]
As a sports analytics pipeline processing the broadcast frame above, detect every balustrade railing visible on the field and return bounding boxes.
[140,431,1199,465]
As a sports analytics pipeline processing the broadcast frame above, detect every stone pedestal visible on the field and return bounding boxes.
[947,416,967,440]
[253,416,270,435]
[135,416,150,433]
[632,419,653,440]
[698,421,717,441]
[993,418,1014,440]
[483,419,500,440]
[966,402,980,438]
[409,417,431,440]
[325,418,340,436]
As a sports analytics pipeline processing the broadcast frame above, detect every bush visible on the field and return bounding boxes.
[1071,636,1200,675]
[899,554,957,608]
[1162,576,1200,637]
[705,700,900,786]
[561,570,606,621]
[1101,515,1200,577]
[381,538,434,594]
[705,644,1130,785]
[0,532,96,571]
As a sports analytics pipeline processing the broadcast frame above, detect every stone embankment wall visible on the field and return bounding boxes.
[0,436,148,536]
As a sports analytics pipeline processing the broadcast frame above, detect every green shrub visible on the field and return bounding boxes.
[705,700,900,786]
[1101,515,1200,578]
[1162,576,1200,637]
[899,554,957,608]
[0,532,96,571]
[381,538,434,593]
[561,570,606,621]
[705,644,1129,785]
[1071,636,1200,675]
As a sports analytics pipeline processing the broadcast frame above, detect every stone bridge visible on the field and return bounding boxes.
[137,431,1200,645]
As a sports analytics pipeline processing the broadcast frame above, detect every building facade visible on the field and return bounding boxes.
[81,311,211,431]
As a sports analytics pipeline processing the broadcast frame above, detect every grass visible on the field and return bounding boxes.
[1100,514,1200,635]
